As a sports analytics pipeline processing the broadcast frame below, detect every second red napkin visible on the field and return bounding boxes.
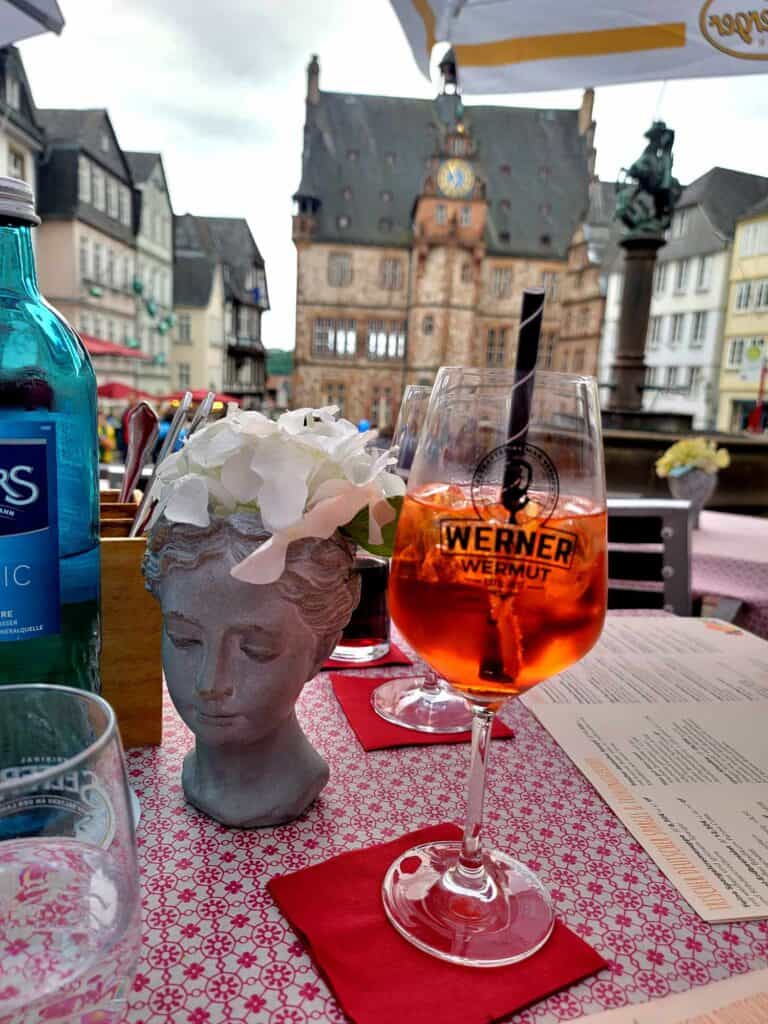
[269,823,607,1024]
[330,673,513,750]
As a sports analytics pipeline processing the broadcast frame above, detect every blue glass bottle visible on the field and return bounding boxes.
[0,177,99,690]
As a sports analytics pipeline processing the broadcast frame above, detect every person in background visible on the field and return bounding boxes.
[153,405,187,462]
[98,410,117,464]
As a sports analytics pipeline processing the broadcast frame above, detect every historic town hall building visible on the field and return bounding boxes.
[291,54,595,428]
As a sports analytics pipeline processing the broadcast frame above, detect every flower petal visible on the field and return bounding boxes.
[230,532,290,585]
[163,475,211,528]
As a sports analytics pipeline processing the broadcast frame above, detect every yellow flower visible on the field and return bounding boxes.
[654,437,729,478]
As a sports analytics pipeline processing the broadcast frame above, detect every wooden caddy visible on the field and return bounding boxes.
[99,489,163,748]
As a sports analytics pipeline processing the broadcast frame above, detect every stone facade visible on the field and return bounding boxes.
[291,56,592,427]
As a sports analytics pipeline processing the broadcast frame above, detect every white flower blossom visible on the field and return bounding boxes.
[148,406,405,584]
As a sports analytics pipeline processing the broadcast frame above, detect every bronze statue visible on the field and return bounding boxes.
[615,121,682,235]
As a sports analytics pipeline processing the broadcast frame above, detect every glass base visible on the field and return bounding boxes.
[371,676,473,733]
[382,841,555,967]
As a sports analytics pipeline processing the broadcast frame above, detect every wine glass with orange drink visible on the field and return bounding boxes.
[382,363,607,967]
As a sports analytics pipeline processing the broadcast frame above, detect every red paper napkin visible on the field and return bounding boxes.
[330,673,513,751]
[323,642,413,671]
[269,823,607,1024]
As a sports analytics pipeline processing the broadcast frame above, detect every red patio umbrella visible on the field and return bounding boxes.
[97,381,153,401]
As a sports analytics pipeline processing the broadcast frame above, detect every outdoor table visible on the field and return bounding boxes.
[693,511,768,640]
[123,618,768,1024]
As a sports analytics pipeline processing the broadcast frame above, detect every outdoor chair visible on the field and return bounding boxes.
[606,498,692,616]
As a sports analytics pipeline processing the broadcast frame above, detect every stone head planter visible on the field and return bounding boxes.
[667,468,717,529]
[143,513,360,828]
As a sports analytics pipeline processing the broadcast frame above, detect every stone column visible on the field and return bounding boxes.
[607,235,665,412]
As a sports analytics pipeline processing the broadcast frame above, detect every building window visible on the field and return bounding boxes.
[313,318,356,357]
[539,336,555,369]
[93,315,102,339]
[106,318,115,342]
[739,221,768,257]
[177,362,191,389]
[645,366,657,387]
[647,315,663,349]
[572,348,585,372]
[490,267,512,299]
[327,252,352,287]
[460,205,471,226]
[5,72,20,110]
[336,215,350,229]
[106,248,115,287]
[79,313,90,335]
[175,313,191,344]
[461,261,472,283]
[435,204,447,225]
[119,186,131,226]
[653,262,667,295]
[727,338,744,369]
[541,271,559,302]
[324,381,346,416]
[380,258,403,290]
[78,156,91,203]
[92,170,105,211]
[665,366,678,389]
[7,147,24,181]
[674,259,689,292]
[367,320,406,360]
[690,311,707,348]
[93,243,103,282]
[486,327,506,366]
[578,308,590,330]
[371,385,393,426]
[735,282,752,310]
[754,279,768,309]
[670,313,685,346]
[422,315,434,335]
[671,209,688,238]
[122,256,132,289]
[106,178,118,218]
[79,236,89,279]
[688,366,702,396]
[696,256,712,290]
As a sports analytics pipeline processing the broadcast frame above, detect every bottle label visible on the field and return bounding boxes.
[0,761,116,848]
[0,421,60,640]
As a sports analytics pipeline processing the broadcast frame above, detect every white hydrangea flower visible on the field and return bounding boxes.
[148,406,405,584]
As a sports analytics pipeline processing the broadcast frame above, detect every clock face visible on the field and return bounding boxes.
[437,158,475,199]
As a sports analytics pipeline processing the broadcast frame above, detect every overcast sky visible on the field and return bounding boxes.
[19,0,768,351]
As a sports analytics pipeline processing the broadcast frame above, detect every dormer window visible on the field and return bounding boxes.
[346,149,359,162]
[100,133,109,153]
[6,73,20,110]
[436,204,446,225]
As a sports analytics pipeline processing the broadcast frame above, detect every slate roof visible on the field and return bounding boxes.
[37,108,132,182]
[0,47,43,147]
[174,253,214,308]
[741,192,768,221]
[587,180,617,227]
[677,167,768,238]
[174,213,269,310]
[125,151,159,185]
[295,90,590,260]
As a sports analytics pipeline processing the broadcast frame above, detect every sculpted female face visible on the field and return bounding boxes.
[158,552,321,747]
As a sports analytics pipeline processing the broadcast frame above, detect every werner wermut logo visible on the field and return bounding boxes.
[700,1,768,59]
[471,441,559,525]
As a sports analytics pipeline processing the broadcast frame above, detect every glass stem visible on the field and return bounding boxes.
[421,666,442,695]
[456,705,495,881]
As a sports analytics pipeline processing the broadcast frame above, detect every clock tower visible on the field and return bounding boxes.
[410,49,488,373]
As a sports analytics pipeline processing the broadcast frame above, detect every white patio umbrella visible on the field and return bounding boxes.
[0,0,64,48]
[391,0,768,93]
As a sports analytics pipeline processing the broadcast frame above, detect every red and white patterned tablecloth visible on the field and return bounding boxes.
[123,626,768,1024]
[693,511,768,640]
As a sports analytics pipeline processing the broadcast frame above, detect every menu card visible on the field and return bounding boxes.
[572,966,768,1022]
[521,618,768,923]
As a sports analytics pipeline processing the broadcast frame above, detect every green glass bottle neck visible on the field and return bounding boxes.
[0,222,39,297]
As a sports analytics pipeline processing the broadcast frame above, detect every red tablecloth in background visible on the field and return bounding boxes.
[693,511,768,639]
[123,623,768,1024]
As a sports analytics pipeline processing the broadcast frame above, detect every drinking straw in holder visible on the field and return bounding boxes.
[130,390,193,537]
